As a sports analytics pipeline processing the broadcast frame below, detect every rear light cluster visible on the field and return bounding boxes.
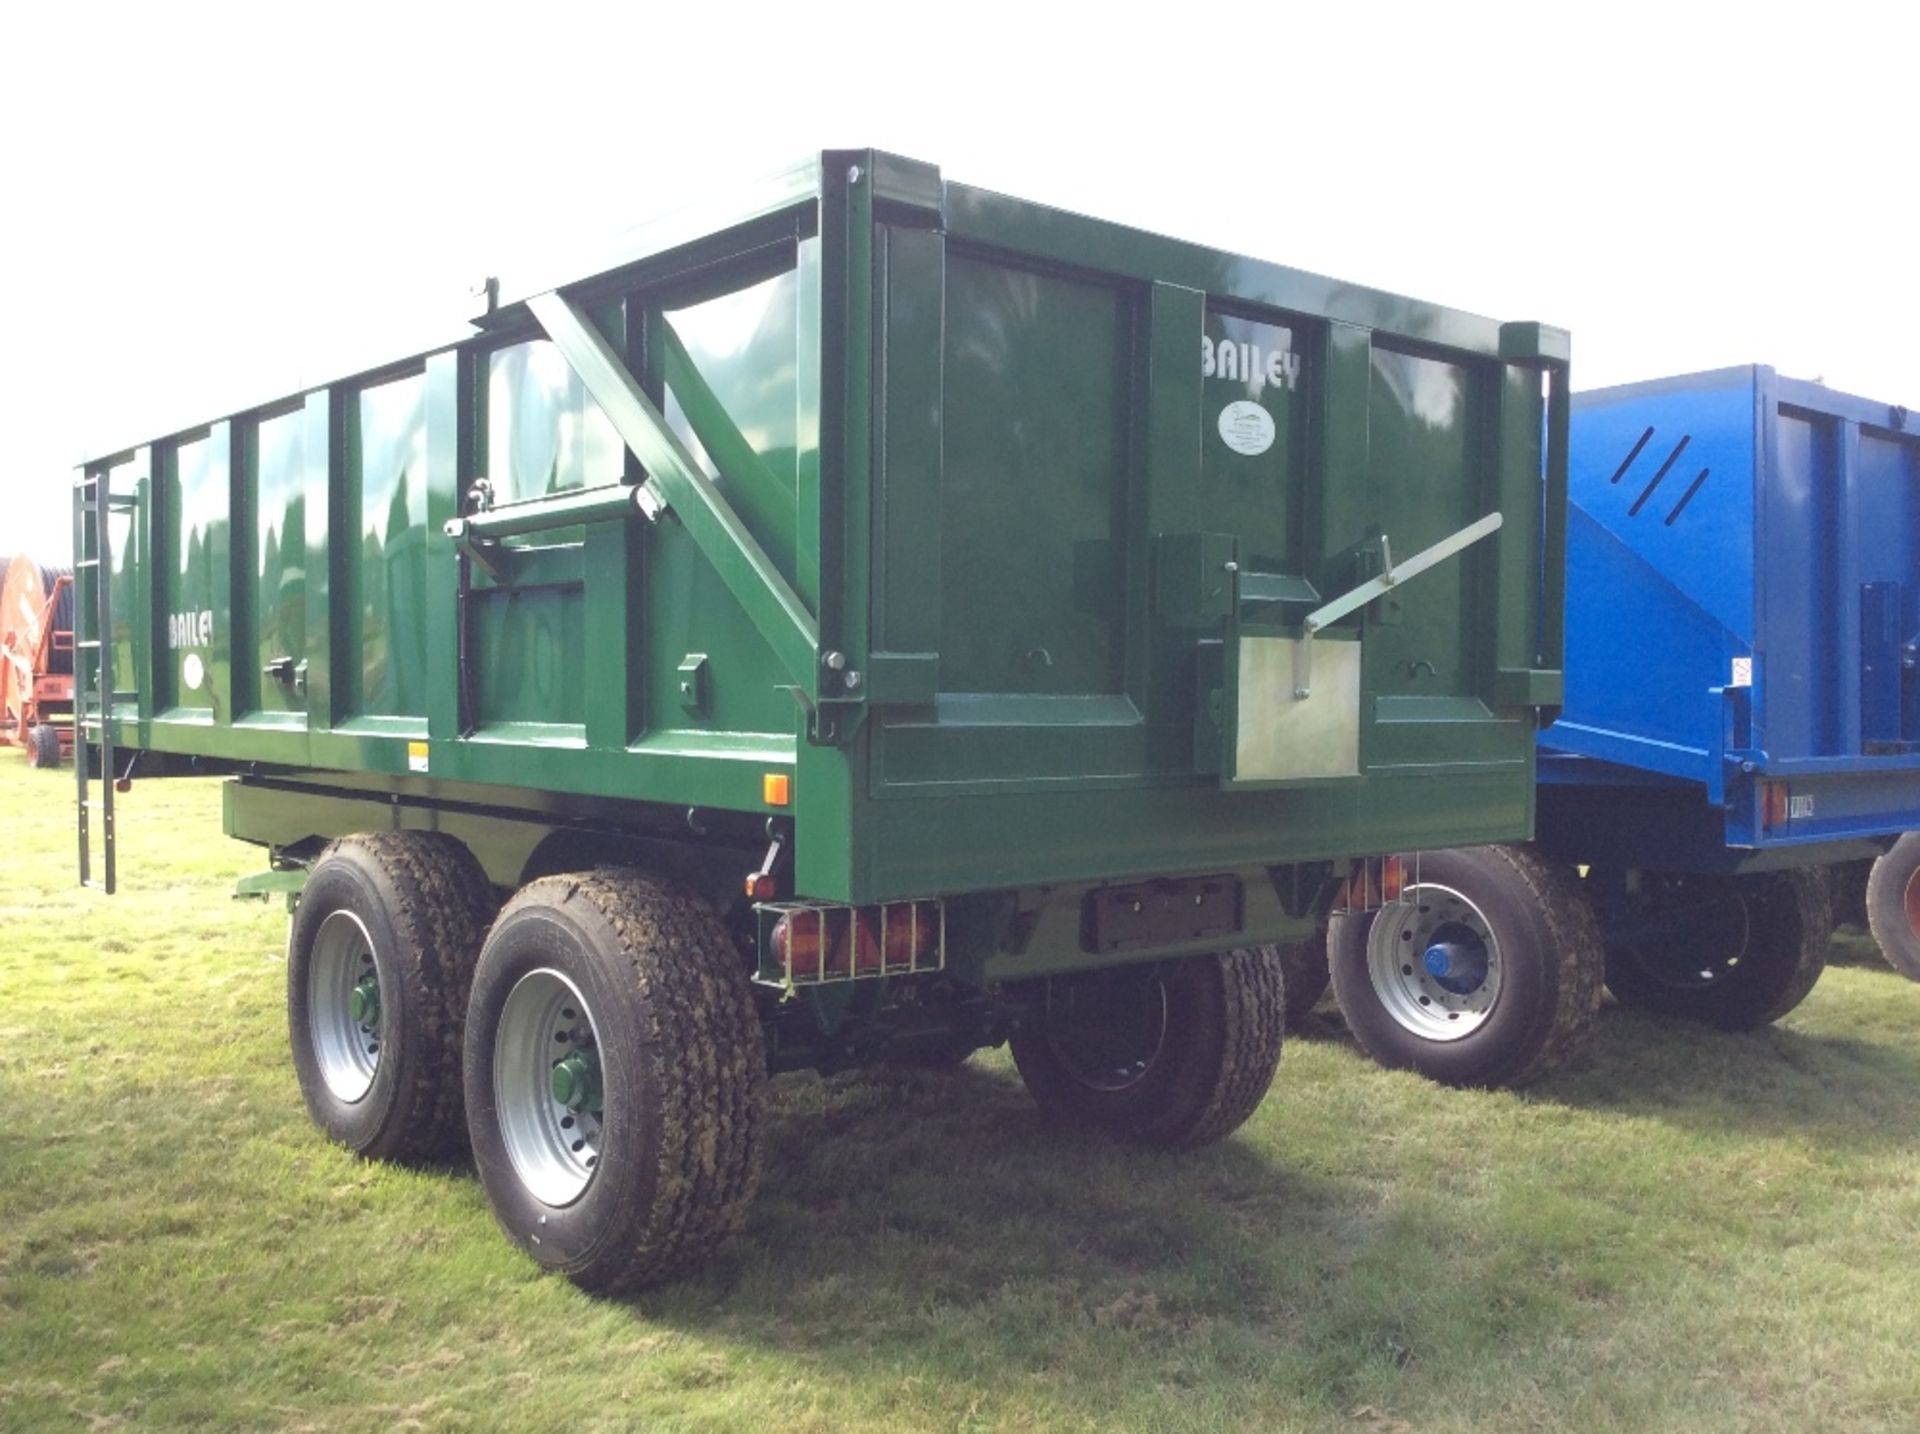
[1760,780,1790,831]
[1340,855,1409,911]
[761,900,945,986]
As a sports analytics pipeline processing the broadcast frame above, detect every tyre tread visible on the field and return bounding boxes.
[1493,845,1606,1086]
[1170,946,1288,1148]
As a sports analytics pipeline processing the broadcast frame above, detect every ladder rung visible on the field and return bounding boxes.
[75,558,102,569]
[75,639,102,648]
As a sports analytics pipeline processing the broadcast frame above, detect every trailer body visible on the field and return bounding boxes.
[1539,365,1920,872]
[77,150,1567,987]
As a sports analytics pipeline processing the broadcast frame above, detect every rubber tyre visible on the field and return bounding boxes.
[1328,845,1604,1089]
[27,723,60,769]
[1009,947,1285,1149]
[1865,835,1920,981]
[1278,932,1330,1026]
[1605,868,1830,1028]
[287,832,495,1161]
[464,871,766,1293]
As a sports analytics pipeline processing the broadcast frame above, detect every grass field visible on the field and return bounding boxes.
[3,758,1920,1432]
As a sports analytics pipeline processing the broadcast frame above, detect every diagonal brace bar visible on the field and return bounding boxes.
[529,291,821,698]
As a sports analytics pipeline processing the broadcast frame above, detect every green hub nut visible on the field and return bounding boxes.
[347,975,380,1027]
[550,1049,603,1114]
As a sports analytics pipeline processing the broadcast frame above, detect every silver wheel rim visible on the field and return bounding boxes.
[307,909,382,1103]
[495,968,603,1207]
[1365,883,1502,1041]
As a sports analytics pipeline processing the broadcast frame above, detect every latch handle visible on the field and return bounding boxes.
[1292,511,1504,697]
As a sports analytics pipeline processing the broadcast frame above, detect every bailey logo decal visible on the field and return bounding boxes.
[169,609,213,649]
[1203,335,1302,393]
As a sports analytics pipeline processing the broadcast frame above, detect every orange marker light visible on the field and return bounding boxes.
[763,772,791,807]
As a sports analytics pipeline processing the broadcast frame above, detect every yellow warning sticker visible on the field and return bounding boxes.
[407,741,429,774]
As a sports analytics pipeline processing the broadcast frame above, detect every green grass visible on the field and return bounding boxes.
[4,757,1920,1432]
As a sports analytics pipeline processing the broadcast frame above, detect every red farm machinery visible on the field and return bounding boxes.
[1,554,76,768]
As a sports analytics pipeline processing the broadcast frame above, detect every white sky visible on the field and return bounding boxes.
[2,1,1913,561]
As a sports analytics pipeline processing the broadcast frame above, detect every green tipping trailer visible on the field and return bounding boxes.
[74,151,1569,1290]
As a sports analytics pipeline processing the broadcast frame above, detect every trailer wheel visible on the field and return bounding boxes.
[1327,845,1603,1088]
[1865,835,1920,981]
[1278,932,1330,1026]
[1009,947,1285,1149]
[1604,868,1830,1027]
[26,724,60,769]
[287,832,495,1161]
[464,871,765,1293]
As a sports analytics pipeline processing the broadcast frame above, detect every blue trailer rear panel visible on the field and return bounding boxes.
[1541,366,1920,866]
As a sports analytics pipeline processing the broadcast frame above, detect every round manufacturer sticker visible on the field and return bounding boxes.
[182,652,205,692]
[1218,400,1275,456]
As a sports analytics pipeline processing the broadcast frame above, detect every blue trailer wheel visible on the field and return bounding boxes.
[1327,845,1604,1088]
[1600,869,1830,1028]
[1864,835,1920,982]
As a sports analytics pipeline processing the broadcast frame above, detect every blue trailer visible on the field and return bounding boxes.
[1323,366,1920,1084]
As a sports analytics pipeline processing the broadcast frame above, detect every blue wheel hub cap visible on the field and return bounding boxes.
[1420,923,1489,996]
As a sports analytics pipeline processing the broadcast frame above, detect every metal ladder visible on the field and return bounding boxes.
[72,470,135,892]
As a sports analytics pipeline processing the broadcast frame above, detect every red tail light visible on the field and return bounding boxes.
[769,901,941,984]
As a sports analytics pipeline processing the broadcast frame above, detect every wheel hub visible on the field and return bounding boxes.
[495,968,604,1207]
[1420,926,1490,996]
[549,1049,603,1113]
[1364,884,1502,1041]
[306,909,382,1104]
[347,975,381,1027]
[1618,879,1750,988]
[1043,971,1169,1092]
